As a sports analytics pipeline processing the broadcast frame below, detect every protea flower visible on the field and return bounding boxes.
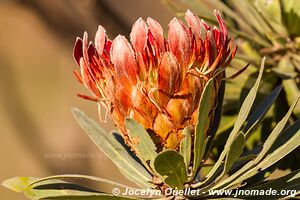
[162,0,300,169]
[73,10,236,149]
[4,9,300,200]
[163,0,300,117]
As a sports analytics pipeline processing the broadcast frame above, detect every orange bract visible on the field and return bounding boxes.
[73,10,236,149]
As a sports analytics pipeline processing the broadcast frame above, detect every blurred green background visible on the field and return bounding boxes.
[0,0,174,199]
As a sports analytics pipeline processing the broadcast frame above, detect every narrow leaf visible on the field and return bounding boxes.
[212,96,300,189]
[270,119,300,153]
[254,95,300,162]
[72,108,152,188]
[223,132,245,175]
[248,169,300,192]
[225,124,300,189]
[258,127,300,171]
[244,85,282,135]
[154,150,187,189]
[231,57,265,136]
[28,174,132,190]
[125,118,157,169]
[179,127,192,169]
[2,177,39,193]
[191,78,215,180]
[193,58,266,188]
[2,177,135,200]
[28,188,134,200]
[204,79,225,160]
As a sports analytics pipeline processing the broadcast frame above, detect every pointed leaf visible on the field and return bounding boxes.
[248,169,300,194]
[191,78,215,180]
[231,58,265,136]
[154,150,187,189]
[223,132,245,175]
[2,177,39,193]
[179,127,192,169]
[244,85,282,135]
[270,119,300,153]
[2,177,136,200]
[226,122,300,189]
[212,96,300,190]
[72,108,152,188]
[204,79,225,160]
[28,185,132,200]
[125,118,157,169]
[28,174,132,190]
[30,188,135,200]
[254,95,300,163]
[257,125,300,171]
[193,58,266,188]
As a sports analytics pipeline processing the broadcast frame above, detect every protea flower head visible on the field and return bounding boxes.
[73,10,236,149]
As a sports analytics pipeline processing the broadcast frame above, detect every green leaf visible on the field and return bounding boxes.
[204,79,225,161]
[191,78,215,180]
[71,108,152,188]
[270,119,300,153]
[254,95,300,163]
[247,169,300,196]
[179,127,192,169]
[242,164,277,189]
[31,188,133,200]
[28,174,132,190]
[212,95,300,190]
[257,125,300,171]
[125,118,157,169]
[29,187,133,200]
[193,58,266,188]
[2,177,39,193]
[244,85,282,135]
[278,57,300,117]
[223,132,245,175]
[3,177,135,200]
[231,58,265,137]
[226,122,300,189]
[154,150,187,189]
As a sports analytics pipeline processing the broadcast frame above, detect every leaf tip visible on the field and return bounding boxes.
[260,57,266,70]
[1,177,37,193]
[71,107,81,116]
